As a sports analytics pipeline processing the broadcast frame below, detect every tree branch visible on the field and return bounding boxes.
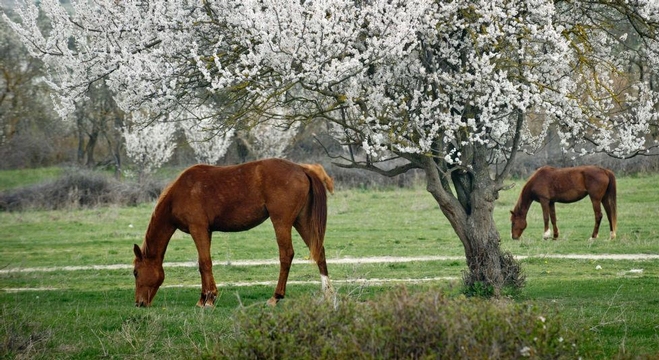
[332,160,419,177]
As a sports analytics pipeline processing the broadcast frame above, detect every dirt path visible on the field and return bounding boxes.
[3,253,657,292]
[2,254,658,274]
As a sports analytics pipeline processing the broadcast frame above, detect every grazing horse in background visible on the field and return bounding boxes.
[132,158,334,307]
[510,165,617,240]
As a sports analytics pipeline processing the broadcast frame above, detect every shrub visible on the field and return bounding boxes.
[0,169,165,211]
[215,287,580,359]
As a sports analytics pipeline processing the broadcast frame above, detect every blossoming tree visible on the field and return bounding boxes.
[250,118,300,159]
[122,112,177,180]
[172,105,235,164]
[4,0,659,293]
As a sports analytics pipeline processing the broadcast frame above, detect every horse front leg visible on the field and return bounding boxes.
[540,200,552,240]
[549,202,559,239]
[268,226,294,307]
[190,226,218,307]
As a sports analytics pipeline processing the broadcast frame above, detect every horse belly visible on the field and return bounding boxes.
[553,189,588,203]
[210,208,269,232]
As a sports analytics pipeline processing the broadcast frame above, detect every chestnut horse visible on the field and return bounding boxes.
[132,158,334,307]
[510,165,617,240]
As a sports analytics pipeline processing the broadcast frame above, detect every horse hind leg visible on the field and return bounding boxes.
[294,221,334,301]
[602,195,616,239]
[268,221,295,307]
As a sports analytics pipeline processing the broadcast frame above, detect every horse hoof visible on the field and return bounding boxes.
[196,300,215,307]
[196,292,217,307]
[266,297,279,307]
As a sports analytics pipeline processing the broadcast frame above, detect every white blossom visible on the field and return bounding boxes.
[3,0,658,165]
[251,118,300,159]
[123,114,177,175]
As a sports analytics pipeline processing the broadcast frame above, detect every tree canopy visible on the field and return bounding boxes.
[4,0,658,165]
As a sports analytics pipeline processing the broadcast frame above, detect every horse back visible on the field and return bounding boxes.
[529,165,612,203]
[160,159,314,232]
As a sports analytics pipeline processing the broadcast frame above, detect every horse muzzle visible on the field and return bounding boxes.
[135,293,154,307]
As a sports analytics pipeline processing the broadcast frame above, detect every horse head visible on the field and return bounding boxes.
[510,210,527,240]
[132,244,165,307]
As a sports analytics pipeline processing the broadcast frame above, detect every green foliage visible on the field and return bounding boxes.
[463,280,495,298]
[218,288,578,359]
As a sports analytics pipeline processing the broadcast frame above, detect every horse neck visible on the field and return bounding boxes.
[142,206,175,262]
[513,183,533,217]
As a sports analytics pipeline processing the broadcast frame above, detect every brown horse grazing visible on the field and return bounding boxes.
[132,158,334,307]
[510,165,617,240]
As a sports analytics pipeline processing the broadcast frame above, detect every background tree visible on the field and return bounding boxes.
[73,82,124,175]
[180,118,235,165]
[122,113,177,181]
[250,118,300,159]
[4,0,659,294]
[0,17,67,168]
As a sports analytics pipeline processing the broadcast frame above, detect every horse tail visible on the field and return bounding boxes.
[300,164,334,194]
[301,167,328,262]
[604,169,617,235]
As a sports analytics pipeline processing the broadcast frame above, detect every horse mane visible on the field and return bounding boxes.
[140,176,178,259]
[513,167,549,216]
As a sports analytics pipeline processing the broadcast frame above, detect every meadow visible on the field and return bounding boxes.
[1,170,658,358]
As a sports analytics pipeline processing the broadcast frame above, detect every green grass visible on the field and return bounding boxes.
[1,171,659,358]
[0,167,63,191]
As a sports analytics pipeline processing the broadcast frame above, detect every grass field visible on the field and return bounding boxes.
[1,170,658,358]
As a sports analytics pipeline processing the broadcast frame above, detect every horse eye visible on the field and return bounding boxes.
[133,270,138,278]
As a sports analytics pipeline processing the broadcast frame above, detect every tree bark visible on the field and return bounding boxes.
[419,148,506,295]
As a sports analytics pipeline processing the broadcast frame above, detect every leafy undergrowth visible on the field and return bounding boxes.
[216,287,579,359]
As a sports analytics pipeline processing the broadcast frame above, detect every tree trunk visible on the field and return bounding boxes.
[76,117,86,165]
[420,152,507,295]
[85,130,98,168]
[462,185,504,295]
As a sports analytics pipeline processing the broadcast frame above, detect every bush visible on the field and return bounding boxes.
[0,169,165,211]
[215,288,580,359]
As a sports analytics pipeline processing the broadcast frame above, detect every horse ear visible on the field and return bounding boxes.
[133,244,143,261]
